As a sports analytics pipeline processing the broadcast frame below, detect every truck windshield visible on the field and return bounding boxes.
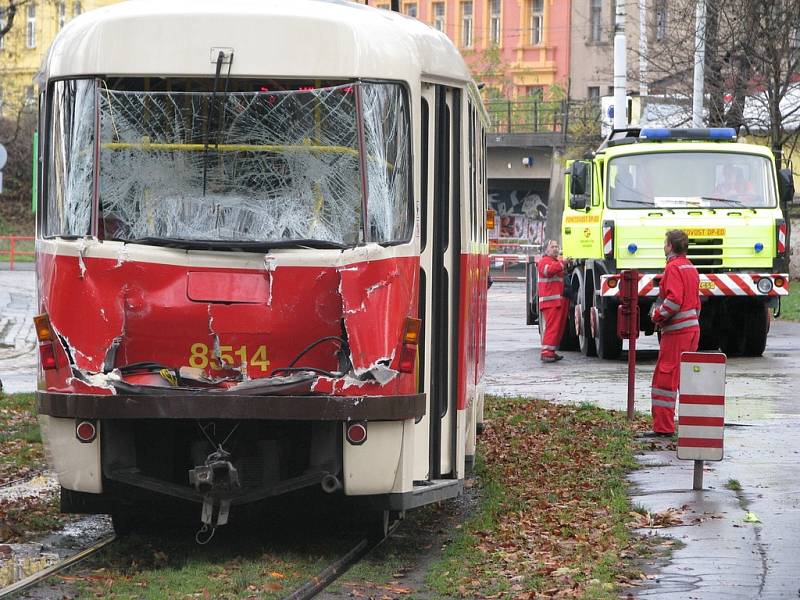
[45,78,411,247]
[607,152,776,210]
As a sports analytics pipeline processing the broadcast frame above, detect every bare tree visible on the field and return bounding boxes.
[630,0,800,167]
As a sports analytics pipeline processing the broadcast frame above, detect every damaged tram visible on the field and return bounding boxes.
[34,0,490,534]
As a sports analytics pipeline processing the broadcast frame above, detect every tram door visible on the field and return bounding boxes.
[415,83,461,481]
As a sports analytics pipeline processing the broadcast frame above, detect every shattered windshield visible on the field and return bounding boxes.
[607,152,777,209]
[45,79,411,247]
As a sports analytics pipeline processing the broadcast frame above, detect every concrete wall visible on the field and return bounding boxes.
[545,150,565,243]
[487,147,553,180]
[790,219,800,278]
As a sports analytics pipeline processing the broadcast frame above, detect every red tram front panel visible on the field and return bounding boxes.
[37,245,419,397]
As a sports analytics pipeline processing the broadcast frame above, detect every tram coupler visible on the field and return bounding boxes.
[201,495,232,527]
[189,448,240,492]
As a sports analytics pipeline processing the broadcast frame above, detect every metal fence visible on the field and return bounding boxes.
[485,98,603,136]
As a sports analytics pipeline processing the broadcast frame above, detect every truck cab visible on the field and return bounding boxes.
[528,127,792,359]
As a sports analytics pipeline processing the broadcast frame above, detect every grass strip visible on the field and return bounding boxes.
[73,530,360,599]
[778,281,800,321]
[0,392,70,542]
[428,396,650,599]
[0,392,45,482]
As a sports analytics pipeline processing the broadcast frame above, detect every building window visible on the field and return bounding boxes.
[73,1,81,16]
[590,0,602,42]
[403,2,417,17]
[433,2,445,31]
[461,1,473,47]
[655,0,667,41]
[26,3,36,49]
[527,86,544,100]
[490,0,501,45]
[24,85,35,110]
[58,2,66,28]
[529,0,543,45]
[588,86,600,99]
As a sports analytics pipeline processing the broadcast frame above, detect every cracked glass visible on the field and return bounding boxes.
[45,80,412,246]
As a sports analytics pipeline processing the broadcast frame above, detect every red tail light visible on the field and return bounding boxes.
[346,422,367,445]
[39,342,58,370]
[398,343,417,373]
[76,420,97,443]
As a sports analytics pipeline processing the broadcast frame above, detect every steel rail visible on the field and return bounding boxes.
[283,518,402,600]
[0,472,44,490]
[0,535,115,598]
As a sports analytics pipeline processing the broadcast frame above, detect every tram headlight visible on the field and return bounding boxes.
[756,277,773,294]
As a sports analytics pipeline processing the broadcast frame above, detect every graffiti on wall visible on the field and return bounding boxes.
[489,188,547,245]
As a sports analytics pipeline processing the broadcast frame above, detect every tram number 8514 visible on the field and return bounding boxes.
[189,342,271,371]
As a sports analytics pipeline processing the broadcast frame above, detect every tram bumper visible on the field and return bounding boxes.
[37,391,425,501]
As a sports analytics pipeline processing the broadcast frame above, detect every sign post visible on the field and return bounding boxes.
[677,352,726,490]
[617,270,640,421]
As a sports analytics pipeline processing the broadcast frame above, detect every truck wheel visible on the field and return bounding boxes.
[698,306,720,351]
[720,325,745,357]
[559,275,579,351]
[595,305,622,360]
[743,305,769,357]
[526,263,538,326]
[575,271,597,357]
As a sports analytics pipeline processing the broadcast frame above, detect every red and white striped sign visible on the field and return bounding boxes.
[778,221,787,254]
[600,273,789,297]
[677,352,726,461]
[602,225,613,256]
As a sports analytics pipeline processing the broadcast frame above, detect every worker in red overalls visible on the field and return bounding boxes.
[537,239,569,363]
[647,229,701,436]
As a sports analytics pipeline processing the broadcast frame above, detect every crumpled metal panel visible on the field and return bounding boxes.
[38,250,419,396]
[336,257,416,372]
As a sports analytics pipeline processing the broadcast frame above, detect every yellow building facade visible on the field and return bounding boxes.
[0,0,121,115]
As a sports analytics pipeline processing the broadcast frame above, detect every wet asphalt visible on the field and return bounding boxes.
[486,281,800,599]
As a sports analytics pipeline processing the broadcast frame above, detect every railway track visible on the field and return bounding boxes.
[0,534,115,599]
[284,517,403,600]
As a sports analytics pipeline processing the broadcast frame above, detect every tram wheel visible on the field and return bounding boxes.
[368,509,391,540]
[111,510,136,536]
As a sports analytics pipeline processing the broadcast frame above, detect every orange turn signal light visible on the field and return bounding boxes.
[607,278,618,288]
[486,209,496,231]
[33,314,53,342]
[775,277,785,288]
[402,317,422,345]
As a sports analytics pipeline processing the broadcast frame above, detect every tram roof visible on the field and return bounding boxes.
[41,0,474,86]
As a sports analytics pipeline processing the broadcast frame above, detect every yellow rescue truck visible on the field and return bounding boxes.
[527,127,793,359]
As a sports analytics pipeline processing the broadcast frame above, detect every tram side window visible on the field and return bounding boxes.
[46,79,95,237]
[362,83,412,244]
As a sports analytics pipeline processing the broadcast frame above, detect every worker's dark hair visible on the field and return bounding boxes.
[665,229,689,254]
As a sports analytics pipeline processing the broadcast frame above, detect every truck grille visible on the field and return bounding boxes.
[687,237,723,269]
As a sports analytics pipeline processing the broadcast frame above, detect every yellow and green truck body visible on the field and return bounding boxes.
[527,127,793,359]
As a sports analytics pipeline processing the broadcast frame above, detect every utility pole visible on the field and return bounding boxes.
[613,0,627,130]
[639,0,648,97]
[692,0,706,127]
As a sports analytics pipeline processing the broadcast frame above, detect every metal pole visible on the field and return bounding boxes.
[627,312,636,421]
[613,0,627,130]
[693,460,704,489]
[692,0,706,127]
[638,0,648,97]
